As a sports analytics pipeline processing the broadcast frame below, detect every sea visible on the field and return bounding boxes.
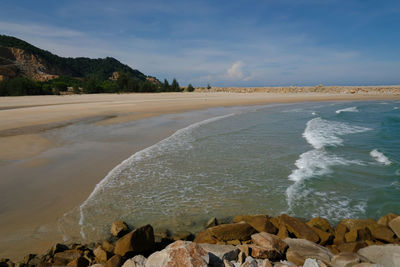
[60,100,400,241]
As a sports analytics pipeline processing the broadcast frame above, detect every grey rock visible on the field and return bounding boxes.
[284,238,333,265]
[358,244,400,267]
[200,243,239,264]
[332,252,361,267]
[122,255,147,267]
[389,216,400,238]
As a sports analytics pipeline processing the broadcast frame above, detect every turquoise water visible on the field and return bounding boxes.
[61,100,400,241]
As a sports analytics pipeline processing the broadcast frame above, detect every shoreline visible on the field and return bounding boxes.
[1,92,400,261]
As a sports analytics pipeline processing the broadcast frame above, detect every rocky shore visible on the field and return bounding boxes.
[1,213,399,267]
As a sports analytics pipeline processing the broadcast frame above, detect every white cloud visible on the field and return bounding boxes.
[227,61,245,80]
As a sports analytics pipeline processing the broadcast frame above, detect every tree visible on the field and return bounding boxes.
[163,79,170,91]
[187,84,195,92]
[207,83,211,89]
[171,78,180,92]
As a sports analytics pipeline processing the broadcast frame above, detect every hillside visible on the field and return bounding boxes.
[0,35,148,82]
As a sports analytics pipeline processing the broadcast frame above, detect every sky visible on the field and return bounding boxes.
[1,0,400,86]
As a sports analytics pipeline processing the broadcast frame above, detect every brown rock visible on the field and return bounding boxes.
[326,245,340,255]
[276,224,289,240]
[54,250,82,266]
[102,241,115,253]
[114,224,155,257]
[344,229,358,243]
[337,241,366,253]
[357,228,372,241]
[284,238,333,266]
[145,241,209,267]
[194,230,217,244]
[172,231,194,241]
[94,246,109,263]
[105,255,122,267]
[50,243,69,256]
[233,215,277,234]
[251,232,288,258]
[67,257,90,267]
[205,217,218,228]
[307,217,334,234]
[388,216,400,238]
[367,224,396,243]
[377,213,398,226]
[207,223,257,241]
[248,244,282,260]
[278,214,319,243]
[269,217,279,229]
[333,223,348,245]
[226,239,241,245]
[111,221,129,238]
[337,219,376,232]
[311,226,333,245]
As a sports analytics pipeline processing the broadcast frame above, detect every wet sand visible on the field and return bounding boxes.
[1,91,400,260]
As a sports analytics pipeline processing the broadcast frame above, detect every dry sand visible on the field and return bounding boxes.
[1,90,400,260]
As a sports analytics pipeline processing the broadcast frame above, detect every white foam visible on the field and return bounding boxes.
[370,149,392,166]
[394,107,399,110]
[335,106,359,114]
[78,113,235,239]
[303,117,370,149]
[286,117,370,214]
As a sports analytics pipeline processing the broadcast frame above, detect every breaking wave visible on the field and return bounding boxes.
[370,149,392,166]
[335,107,359,114]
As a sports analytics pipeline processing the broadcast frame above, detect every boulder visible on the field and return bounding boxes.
[334,224,349,245]
[367,224,396,243]
[251,232,287,258]
[378,213,398,227]
[50,243,69,255]
[279,214,319,243]
[67,257,90,267]
[358,244,400,267]
[194,230,218,244]
[233,215,277,234]
[121,255,147,267]
[345,229,358,243]
[331,252,361,267]
[172,231,194,241]
[199,243,239,262]
[114,225,155,257]
[303,258,328,267]
[389,216,400,238]
[207,223,257,242]
[102,241,115,253]
[337,219,376,232]
[311,226,333,245]
[337,242,366,253]
[352,264,381,267]
[105,255,122,267]
[54,250,82,266]
[284,238,333,266]
[205,217,218,228]
[111,221,129,238]
[248,244,282,260]
[307,218,334,234]
[277,224,289,240]
[145,241,209,267]
[94,246,109,263]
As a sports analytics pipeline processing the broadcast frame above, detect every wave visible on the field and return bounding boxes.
[335,106,359,114]
[77,113,235,239]
[303,117,370,150]
[286,117,370,217]
[370,149,392,166]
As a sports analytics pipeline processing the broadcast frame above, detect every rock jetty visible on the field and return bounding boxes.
[1,213,399,267]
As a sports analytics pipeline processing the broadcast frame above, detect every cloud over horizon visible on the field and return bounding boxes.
[1,0,400,86]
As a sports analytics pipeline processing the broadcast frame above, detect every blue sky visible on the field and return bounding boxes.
[1,0,399,86]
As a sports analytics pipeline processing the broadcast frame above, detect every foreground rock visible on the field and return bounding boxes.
[250,232,288,260]
[114,225,155,257]
[194,222,257,244]
[111,221,130,238]
[279,214,319,243]
[145,240,209,267]
[358,244,400,267]
[284,238,333,266]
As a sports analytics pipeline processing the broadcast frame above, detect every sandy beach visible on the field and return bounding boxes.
[1,90,400,260]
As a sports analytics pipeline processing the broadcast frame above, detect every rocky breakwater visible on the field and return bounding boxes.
[1,213,400,267]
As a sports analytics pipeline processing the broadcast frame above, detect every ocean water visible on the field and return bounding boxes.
[60,100,400,241]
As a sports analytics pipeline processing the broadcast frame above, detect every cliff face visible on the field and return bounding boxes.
[2,47,60,81]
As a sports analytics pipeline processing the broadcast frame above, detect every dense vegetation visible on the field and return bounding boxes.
[0,75,184,96]
[0,35,194,96]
